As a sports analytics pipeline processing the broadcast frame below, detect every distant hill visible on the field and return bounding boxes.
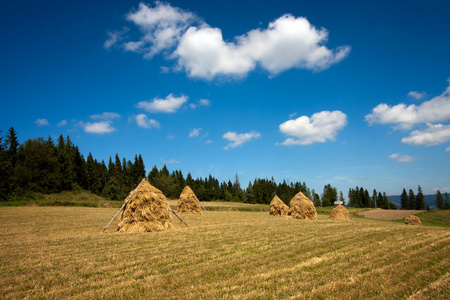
[387,194,437,210]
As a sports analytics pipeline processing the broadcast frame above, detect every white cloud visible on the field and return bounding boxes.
[289,112,297,118]
[110,3,350,80]
[167,134,175,139]
[389,153,416,163]
[223,131,261,150]
[34,118,49,126]
[401,123,450,146]
[133,114,160,129]
[137,93,188,113]
[162,158,180,164]
[408,91,425,100]
[278,110,347,145]
[160,66,170,73]
[189,98,211,109]
[83,121,116,134]
[58,120,67,127]
[174,15,350,79]
[365,81,450,130]
[446,146,450,152]
[125,2,198,58]
[90,112,121,120]
[104,27,129,50]
[189,128,201,137]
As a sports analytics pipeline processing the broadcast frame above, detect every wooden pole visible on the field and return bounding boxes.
[101,179,143,233]
[292,197,301,219]
[197,198,208,214]
[275,196,282,216]
[171,209,189,227]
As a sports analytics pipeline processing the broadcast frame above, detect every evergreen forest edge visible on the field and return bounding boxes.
[1,127,449,210]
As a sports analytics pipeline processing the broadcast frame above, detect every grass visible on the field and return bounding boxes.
[0,207,449,299]
[416,210,450,227]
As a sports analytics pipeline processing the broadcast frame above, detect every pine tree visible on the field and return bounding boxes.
[435,190,444,210]
[416,185,426,210]
[400,188,409,209]
[445,192,450,209]
[408,189,415,210]
[373,189,378,208]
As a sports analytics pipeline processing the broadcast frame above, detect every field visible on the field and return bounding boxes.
[1,207,449,299]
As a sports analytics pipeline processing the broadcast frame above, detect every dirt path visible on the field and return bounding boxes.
[358,209,426,220]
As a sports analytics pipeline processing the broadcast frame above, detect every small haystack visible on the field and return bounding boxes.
[269,195,289,216]
[117,179,173,233]
[405,215,422,225]
[178,186,202,214]
[329,204,352,220]
[288,192,317,220]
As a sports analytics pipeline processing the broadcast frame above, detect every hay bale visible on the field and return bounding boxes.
[288,192,317,220]
[269,195,289,216]
[117,179,173,233]
[405,215,422,225]
[329,204,351,220]
[178,186,202,214]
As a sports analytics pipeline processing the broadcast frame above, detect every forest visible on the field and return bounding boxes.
[1,127,448,209]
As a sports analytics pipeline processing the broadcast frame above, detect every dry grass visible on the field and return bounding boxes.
[358,209,427,220]
[1,207,449,299]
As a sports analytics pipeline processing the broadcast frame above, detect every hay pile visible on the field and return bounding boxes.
[405,215,422,225]
[288,192,317,220]
[269,195,289,216]
[329,204,351,220]
[117,179,173,233]
[178,186,202,214]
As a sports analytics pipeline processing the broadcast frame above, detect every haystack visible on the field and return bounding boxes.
[329,204,351,220]
[117,179,173,233]
[269,195,289,216]
[178,186,202,214]
[288,192,317,220]
[405,215,422,225]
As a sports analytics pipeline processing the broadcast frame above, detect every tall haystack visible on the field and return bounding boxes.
[269,195,289,216]
[178,186,202,214]
[117,179,173,233]
[405,215,422,225]
[329,204,351,220]
[288,192,317,220]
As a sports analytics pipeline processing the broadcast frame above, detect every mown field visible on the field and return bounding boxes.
[0,207,449,299]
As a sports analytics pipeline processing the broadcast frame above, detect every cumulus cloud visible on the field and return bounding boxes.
[365,81,450,130]
[162,158,180,164]
[90,112,121,120]
[223,131,261,150]
[125,2,197,58]
[401,124,450,146]
[189,128,201,137]
[132,114,160,129]
[389,153,416,163]
[189,98,211,109]
[58,120,67,127]
[34,118,49,126]
[108,2,350,80]
[408,91,425,100]
[278,110,347,145]
[82,121,116,134]
[104,27,129,50]
[446,146,450,152]
[137,93,188,113]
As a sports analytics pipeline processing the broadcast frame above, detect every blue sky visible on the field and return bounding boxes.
[1,0,449,197]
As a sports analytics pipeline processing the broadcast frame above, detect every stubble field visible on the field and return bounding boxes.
[0,206,449,299]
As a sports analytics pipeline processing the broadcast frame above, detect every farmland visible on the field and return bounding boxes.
[1,206,449,299]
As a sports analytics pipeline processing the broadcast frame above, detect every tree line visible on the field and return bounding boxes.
[4,127,447,210]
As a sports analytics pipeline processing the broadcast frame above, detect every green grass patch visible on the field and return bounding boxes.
[416,210,450,227]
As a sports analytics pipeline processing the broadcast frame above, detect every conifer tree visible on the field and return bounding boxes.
[400,188,409,209]
[416,185,426,210]
[408,189,415,210]
[435,190,444,210]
